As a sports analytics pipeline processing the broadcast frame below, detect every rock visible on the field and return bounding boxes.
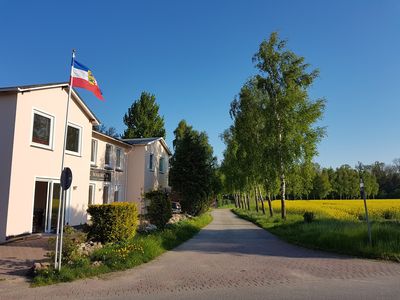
[92,261,102,267]
[167,213,188,224]
[138,223,158,233]
[30,261,51,275]
[76,241,103,257]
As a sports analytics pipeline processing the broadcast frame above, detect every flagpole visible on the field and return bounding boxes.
[55,49,76,270]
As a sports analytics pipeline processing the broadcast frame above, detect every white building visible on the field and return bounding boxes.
[0,82,171,242]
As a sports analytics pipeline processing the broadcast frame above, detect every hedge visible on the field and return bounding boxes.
[145,190,172,229]
[87,202,138,243]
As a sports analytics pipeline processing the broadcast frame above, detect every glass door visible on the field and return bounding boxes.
[34,180,66,233]
[49,183,61,232]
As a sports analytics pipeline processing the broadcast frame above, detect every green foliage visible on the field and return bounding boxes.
[32,213,212,286]
[311,168,332,199]
[370,160,400,199]
[93,124,120,138]
[221,32,326,218]
[87,202,138,243]
[48,226,87,264]
[170,120,218,216]
[145,190,172,229]
[303,211,315,223]
[123,91,166,139]
[382,210,395,220]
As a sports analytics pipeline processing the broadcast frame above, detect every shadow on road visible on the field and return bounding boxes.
[172,213,348,260]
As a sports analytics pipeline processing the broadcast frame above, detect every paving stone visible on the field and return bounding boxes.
[1,210,399,299]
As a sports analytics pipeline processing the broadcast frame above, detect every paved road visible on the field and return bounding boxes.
[1,209,400,299]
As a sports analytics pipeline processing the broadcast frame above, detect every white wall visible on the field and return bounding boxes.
[5,87,94,238]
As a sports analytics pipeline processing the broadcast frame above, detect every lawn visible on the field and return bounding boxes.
[233,199,400,261]
[33,213,212,286]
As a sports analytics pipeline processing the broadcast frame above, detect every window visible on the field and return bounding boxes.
[114,185,123,202]
[116,148,122,169]
[66,124,81,154]
[114,189,119,202]
[102,185,109,204]
[91,140,98,165]
[159,157,165,173]
[105,144,112,167]
[149,154,154,170]
[31,110,54,148]
[88,184,95,205]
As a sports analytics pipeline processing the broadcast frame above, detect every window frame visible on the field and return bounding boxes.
[149,153,154,171]
[88,183,96,205]
[65,122,82,156]
[114,185,124,202]
[159,156,165,174]
[30,109,55,150]
[115,147,123,170]
[102,184,110,204]
[90,139,98,166]
[105,144,113,168]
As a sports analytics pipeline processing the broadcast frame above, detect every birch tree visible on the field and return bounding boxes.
[253,32,326,218]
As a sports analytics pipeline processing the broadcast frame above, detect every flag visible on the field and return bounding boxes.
[71,60,104,100]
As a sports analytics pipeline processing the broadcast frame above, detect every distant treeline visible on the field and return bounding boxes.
[286,160,400,200]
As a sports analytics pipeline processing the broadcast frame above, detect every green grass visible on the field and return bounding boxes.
[216,203,235,209]
[32,213,212,286]
[233,208,400,262]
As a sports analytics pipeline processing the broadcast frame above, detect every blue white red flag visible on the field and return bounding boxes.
[71,60,104,100]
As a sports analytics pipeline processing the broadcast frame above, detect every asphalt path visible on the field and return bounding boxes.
[1,209,400,299]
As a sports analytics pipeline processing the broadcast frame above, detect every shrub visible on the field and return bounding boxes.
[358,213,366,221]
[48,225,87,264]
[145,190,172,229]
[303,211,315,223]
[382,210,395,220]
[87,202,138,243]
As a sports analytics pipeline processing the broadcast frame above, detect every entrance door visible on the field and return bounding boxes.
[33,180,62,233]
[32,181,48,233]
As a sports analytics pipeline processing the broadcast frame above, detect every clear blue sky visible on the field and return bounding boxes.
[1,0,399,168]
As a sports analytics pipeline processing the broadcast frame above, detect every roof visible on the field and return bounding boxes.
[123,137,172,155]
[123,137,160,145]
[0,82,67,92]
[0,82,100,125]
[92,130,132,148]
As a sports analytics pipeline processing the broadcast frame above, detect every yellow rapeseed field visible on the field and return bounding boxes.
[271,199,400,220]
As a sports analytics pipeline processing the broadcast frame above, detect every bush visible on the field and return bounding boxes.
[303,211,315,223]
[382,210,395,220]
[48,225,87,264]
[87,202,138,243]
[145,190,172,229]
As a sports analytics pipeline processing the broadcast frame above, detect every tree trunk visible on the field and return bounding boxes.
[257,186,266,215]
[266,191,274,217]
[281,173,286,219]
[246,193,250,210]
[254,187,259,213]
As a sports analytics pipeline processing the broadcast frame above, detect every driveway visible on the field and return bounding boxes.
[0,235,51,282]
[1,209,400,299]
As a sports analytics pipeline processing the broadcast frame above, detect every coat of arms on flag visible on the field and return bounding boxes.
[71,60,104,100]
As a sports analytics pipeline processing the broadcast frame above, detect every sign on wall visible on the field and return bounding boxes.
[90,169,111,182]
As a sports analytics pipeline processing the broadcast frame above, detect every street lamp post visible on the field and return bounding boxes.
[359,177,372,245]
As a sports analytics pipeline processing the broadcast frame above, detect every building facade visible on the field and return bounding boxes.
[0,83,171,242]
